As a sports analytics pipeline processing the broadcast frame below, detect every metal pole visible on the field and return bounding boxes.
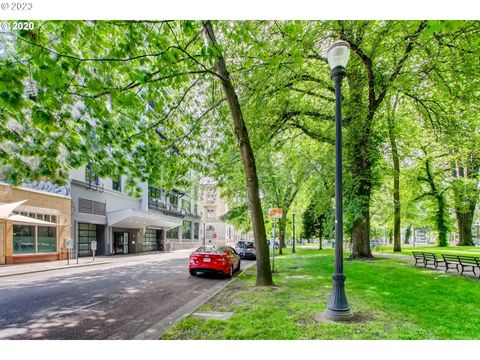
[292,213,296,253]
[75,221,79,264]
[324,65,352,321]
[203,223,206,245]
[272,219,276,272]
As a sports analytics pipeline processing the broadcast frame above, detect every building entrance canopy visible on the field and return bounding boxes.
[107,208,182,230]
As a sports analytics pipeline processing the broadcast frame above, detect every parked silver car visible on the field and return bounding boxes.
[234,241,256,260]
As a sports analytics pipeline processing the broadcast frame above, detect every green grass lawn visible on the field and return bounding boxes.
[162,248,480,340]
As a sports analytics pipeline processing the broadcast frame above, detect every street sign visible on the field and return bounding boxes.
[91,241,97,251]
[65,238,74,250]
[268,208,283,219]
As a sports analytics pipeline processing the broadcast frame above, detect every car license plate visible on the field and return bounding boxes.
[203,258,211,262]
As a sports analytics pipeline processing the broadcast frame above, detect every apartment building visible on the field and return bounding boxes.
[70,165,202,256]
[199,182,250,245]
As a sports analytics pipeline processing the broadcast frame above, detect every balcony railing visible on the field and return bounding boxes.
[87,180,104,192]
[185,210,201,218]
[148,198,185,218]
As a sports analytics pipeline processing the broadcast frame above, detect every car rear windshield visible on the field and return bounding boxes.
[195,246,227,254]
[237,242,254,248]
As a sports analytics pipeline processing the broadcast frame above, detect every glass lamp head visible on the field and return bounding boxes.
[327,40,350,70]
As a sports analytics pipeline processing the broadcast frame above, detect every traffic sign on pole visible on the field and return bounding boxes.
[268,208,283,219]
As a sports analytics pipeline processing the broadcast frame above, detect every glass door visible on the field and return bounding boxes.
[123,232,129,254]
[114,232,124,254]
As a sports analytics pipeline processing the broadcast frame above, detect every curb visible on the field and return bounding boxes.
[0,261,112,278]
[134,261,256,340]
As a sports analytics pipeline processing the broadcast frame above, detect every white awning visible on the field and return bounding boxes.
[0,200,57,226]
[0,200,27,219]
[107,208,182,230]
[8,214,58,226]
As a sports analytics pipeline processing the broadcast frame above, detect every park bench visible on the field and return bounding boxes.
[412,251,445,270]
[457,255,480,277]
[442,254,480,277]
[422,252,445,271]
[412,251,426,267]
[442,254,461,273]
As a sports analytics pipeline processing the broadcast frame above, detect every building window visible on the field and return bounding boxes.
[183,220,192,240]
[112,175,121,192]
[13,225,57,254]
[194,204,198,215]
[13,225,35,254]
[168,194,178,207]
[167,227,179,239]
[207,209,215,219]
[149,186,162,200]
[13,211,58,223]
[194,223,199,240]
[85,163,99,184]
[206,190,216,204]
[37,227,57,253]
[182,199,191,213]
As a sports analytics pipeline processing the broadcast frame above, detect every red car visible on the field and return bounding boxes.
[189,245,241,278]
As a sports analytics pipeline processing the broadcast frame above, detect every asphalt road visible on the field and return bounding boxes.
[0,256,251,339]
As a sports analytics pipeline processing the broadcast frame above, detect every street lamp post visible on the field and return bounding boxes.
[292,212,296,254]
[323,40,353,321]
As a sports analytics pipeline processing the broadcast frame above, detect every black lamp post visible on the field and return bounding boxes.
[324,40,353,321]
[292,212,296,254]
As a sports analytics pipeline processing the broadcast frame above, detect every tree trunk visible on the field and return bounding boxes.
[346,92,374,260]
[436,195,448,247]
[387,107,401,252]
[404,225,411,244]
[456,206,475,246]
[203,21,273,286]
[318,226,323,250]
[350,204,373,258]
[349,125,373,259]
[452,158,479,246]
[422,158,449,247]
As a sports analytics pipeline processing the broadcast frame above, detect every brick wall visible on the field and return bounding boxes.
[0,183,71,264]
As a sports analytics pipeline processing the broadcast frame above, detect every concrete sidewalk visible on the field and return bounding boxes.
[0,249,194,278]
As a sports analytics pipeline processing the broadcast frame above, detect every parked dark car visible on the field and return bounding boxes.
[189,245,241,278]
[267,240,279,249]
[235,241,256,260]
